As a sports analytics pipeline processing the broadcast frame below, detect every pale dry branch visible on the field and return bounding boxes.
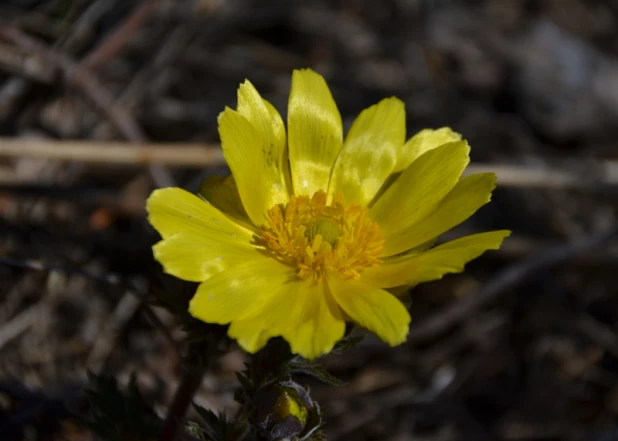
[0,25,175,188]
[463,162,618,188]
[1,137,618,189]
[86,291,143,374]
[0,137,224,167]
[79,0,161,74]
[0,301,48,351]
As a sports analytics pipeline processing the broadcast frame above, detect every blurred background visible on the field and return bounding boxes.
[1,0,618,440]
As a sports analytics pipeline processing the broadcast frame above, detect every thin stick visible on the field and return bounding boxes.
[0,26,174,188]
[0,257,180,358]
[0,26,146,142]
[463,163,618,188]
[79,0,160,74]
[1,137,618,189]
[0,138,224,167]
[86,291,143,373]
[0,256,123,286]
[0,301,48,350]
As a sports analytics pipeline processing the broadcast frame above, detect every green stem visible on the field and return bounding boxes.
[158,364,206,441]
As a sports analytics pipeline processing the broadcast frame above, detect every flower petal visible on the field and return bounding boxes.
[237,81,287,166]
[146,187,253,241]
[189,258,294,325]
[228,279,345,359]
[284,281,345,359]
[153,233,262,282]
[219,81,289,225]
[395,127,462,172]
[362,230,511,288]
[370,141,470,241]
[263,98,294,195]
[329,97,405,206]
[328,276,410,346]
[199,174,253,230]
[261,98,287,155]
[381,173,497,256]
[288,68,343,196]
[227,280,303,354]
[227,319,272,354]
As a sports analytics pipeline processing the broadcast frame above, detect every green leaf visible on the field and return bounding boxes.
[330,334,364,354]
[192,405,248,441]
[287,360,346,387]
[79,372,163,441]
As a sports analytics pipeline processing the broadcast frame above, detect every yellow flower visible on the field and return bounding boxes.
[146,68,510,360]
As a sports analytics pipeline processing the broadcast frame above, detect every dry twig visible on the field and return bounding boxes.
[1,137,618,189]
[464,162,618,188]
[0,138,224,167]
[0,256,181,359]
[79,0,160,74]
[0,301,48,351]
[86,291,143,373]
[0,25,174,187]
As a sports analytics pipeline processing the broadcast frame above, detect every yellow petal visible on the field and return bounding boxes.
[395,127,462,172]
[370,141,470,240]
[229,279,345,359]
[146,187,253,241]
[219,82,289,226]
[284,281,345,359]
[237,81,287,165]
[288,68,343,196]
[198,174,253,230]
[153,233,262,282]
[262,98,287,154]
[189,258,293,325]
[328,276,410,346]
[264,98,294,195]
[363,230,511,288]
[329,97,405,206]
[381,173,497,256]
[227,319,272,354]
[227,280,303,354]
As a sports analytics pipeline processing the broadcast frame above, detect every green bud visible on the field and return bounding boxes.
[272,387,309,427]
[253,380,320,441]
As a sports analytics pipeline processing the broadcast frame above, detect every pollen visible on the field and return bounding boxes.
[260,190,384,282]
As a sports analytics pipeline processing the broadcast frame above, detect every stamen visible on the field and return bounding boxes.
[260,190,384,282]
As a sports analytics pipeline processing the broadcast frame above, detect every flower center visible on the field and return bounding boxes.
[260,190,384,282]
[306,217,341,246]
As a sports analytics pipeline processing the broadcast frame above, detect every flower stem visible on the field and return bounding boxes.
[158,364,206,441]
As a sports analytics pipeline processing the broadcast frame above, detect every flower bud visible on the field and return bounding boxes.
[253,380,320,441]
